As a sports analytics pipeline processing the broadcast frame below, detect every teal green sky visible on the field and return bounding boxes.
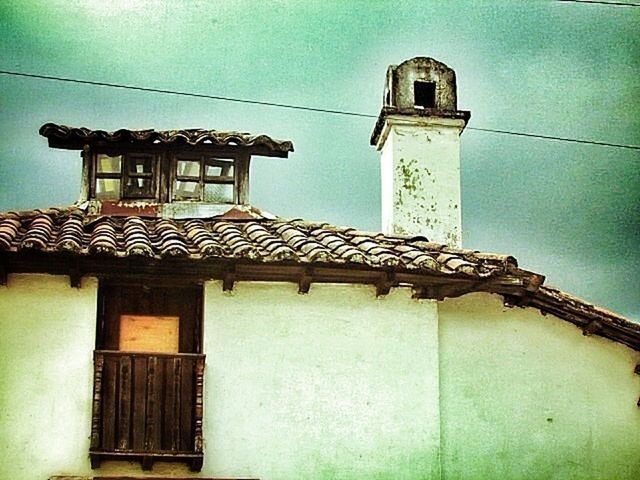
[0,0,638,319]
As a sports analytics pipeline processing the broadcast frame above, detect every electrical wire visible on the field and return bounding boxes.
[556,0,640,6]
[1,69,639,151]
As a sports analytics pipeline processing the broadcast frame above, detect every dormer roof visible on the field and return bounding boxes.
[39,123,294,157]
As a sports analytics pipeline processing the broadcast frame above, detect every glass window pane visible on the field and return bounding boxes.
[125,177,153,197]
[128,155,153,175]
[95,179,121,199]
[97,154,121,173]
[177,160,200,177]
[175,181,200,199]
[205,160,233,177]
[204,183,233,203]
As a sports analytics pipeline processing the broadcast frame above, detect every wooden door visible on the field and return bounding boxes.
[96,283,202,353]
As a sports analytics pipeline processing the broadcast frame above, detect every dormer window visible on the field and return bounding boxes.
[173,155,235,203]
[94,153,158,200]
[39,123,294,210]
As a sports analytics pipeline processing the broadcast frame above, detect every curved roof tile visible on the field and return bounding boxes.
[0,208,640,350]
[39,123,294,155]
[0,207,525,278]
[1,206,637,350]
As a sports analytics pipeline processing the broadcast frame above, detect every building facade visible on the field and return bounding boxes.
[0,57,638,480]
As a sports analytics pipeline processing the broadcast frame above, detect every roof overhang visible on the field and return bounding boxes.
[39,123,294,158]
[1,206,638,351]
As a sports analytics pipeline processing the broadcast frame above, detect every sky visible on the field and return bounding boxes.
[0,0,638,320]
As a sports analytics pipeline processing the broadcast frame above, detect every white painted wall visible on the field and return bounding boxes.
[202,282,440,480]
[0,274,97,480]
[439,292,640,479]
[377,115,465,246]
[1,277,638,480]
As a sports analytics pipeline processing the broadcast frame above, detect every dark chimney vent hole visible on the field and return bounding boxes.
[414,81,436,109]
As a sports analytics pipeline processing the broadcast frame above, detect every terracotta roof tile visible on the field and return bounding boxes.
[89,220,118,256]
[0,207,516,278]
[0,218,21,250]
[1,206,638,350]
[184,219,225,258]
[212,222,260,259]
[21,214,54,250]
[123,217,153,257]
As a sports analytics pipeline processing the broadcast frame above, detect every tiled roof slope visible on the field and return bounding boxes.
[39,123,294,155]
[1,206,638,351]
[0,207,515,276]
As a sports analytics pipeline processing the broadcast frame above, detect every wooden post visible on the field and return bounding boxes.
[117,355,132,450]
[235,153,251,205]
[144,356,157,451]
[171,357,182,451]
[80,145,91,202]
[90,352,105,451]
[193,356,205,457]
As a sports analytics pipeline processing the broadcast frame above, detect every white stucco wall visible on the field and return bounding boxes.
[0,274,97,480]
[378,116,465,246]
[439,292,640,479]
[1,276,637,480]
[202,282,440,480]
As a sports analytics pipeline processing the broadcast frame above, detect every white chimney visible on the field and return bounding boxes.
[370,57,470,247]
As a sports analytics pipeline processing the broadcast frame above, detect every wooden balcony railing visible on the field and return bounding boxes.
[90,350,205,471]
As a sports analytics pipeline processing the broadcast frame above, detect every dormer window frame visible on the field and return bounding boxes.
[44,123,292,206]
[90,148,161,202]
[170,153,238,204]
[86,147,251,205]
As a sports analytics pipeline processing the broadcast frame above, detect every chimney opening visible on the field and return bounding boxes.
[414,81,436,109]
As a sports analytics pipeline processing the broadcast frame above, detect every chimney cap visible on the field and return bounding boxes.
[370,56,470,146]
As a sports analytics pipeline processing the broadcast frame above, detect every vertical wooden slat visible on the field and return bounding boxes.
[102,356,117,451]
[193,355,205,455]
[90,352,105,450]
[117,355,132,450]
[171,357,182,451]
[154,356,165,451]
[163,356,176,451]
[93,351,204,461]
[180,356,194,451]
[131,355,147,451]
[144,355,157,451]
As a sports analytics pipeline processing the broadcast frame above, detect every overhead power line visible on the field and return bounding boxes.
[557,0,640,6]
[0,70,372,118]
[467,127,639,150]
[1,69,639,151]
[556,0,640,6]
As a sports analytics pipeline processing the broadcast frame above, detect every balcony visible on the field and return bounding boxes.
[89,350,205,471]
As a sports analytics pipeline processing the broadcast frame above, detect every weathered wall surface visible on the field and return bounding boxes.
[387,57,457,111]
[203,282,440,480]
[1,277,637,480]
[0,274,97,480]
[379,116,464,246]
[439,292,640,480]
